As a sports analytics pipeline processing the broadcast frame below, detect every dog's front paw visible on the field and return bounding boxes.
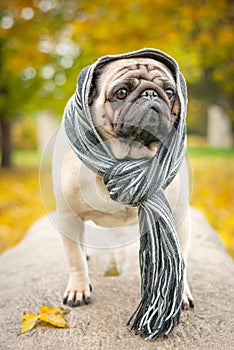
[63,271,92,307]
[182,281,195,310]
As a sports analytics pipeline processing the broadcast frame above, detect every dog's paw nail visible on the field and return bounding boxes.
[84,297,91,305]
[68,300,74,307]
[74,300,81,307]
[63,297,68,305]
[189,299,195,308]
[182,302,189,311]
[89,284,93,292]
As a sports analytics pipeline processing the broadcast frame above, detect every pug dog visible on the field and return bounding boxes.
[52,55,194,311]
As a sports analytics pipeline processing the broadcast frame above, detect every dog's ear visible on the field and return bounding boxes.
[171,72,187,127]
[88,71,99,105]
[171,95,180,123]
[77,64,105,105]
[88,65,105,105]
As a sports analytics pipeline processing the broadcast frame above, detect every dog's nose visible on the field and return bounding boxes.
[141,89,158,100]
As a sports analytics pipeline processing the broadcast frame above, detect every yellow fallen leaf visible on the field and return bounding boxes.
[19,304,70,335]
[39,305,69,328]
[39,311,68,328]
[54,306,70,314]
[20,313,39,334]
[39,304,70,315]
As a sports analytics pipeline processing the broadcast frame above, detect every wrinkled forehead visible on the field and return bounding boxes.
[97,57,175,86]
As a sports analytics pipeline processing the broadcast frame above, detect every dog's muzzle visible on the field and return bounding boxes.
[114,89,172,146]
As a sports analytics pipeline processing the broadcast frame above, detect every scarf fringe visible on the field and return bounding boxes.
[127,199,184,340]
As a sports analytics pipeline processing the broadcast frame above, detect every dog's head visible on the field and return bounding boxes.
[80,57,181,159]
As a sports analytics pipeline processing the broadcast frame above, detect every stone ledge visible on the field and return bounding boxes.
[0,208,233,350]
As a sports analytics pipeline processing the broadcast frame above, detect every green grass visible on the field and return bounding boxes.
[188,145,234,158]
[12,149,41,167]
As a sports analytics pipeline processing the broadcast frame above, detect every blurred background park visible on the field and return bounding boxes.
[0,0,233,257]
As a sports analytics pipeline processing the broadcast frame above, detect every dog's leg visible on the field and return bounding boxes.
[175,207,194,310]
[52,125,91,306]
[58,214,91,307]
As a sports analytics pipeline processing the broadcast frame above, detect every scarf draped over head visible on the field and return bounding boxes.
[65,48,188,339]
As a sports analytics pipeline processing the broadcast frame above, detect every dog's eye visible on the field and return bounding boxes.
[115,88,128,100]
[165,88,175,100]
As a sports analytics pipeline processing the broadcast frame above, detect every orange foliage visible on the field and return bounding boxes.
[189,149,234,258]
[0,166,45,253]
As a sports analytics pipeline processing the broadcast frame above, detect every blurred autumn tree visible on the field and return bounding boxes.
[0,0,82,166]
[0,0,233,166]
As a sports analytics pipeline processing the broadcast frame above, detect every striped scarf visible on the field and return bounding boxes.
[65,48,187,339]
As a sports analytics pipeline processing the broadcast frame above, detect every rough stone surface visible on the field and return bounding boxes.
[0,208,233,350]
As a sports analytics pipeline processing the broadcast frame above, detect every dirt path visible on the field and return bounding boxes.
[0,208,233,350]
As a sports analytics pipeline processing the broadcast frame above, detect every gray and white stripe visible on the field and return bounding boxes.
[65,48,187,339]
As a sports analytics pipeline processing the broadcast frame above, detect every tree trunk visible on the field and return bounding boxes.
[0,120,12,167]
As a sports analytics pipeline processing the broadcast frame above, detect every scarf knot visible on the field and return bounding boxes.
[103,159,152,205]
